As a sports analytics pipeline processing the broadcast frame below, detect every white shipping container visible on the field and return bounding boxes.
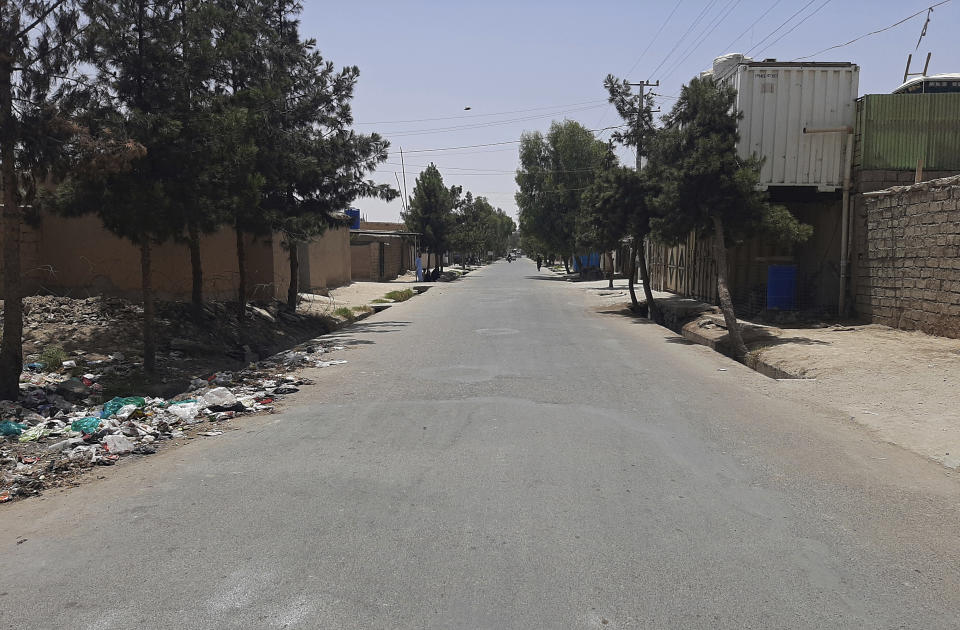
[725,61,859,191]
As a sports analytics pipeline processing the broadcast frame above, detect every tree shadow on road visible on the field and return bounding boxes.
[320,320,411,346]
[523,275,574,282]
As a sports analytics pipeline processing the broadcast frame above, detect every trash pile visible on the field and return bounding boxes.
[1,342,348,504]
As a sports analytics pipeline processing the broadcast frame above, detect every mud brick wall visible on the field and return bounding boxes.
[0,221,42,294]
[856,175,960,338]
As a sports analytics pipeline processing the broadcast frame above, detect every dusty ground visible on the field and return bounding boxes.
[300,271,421,314]
[754,324,960,468]
[568,274,960,470]
[298,268,474,315]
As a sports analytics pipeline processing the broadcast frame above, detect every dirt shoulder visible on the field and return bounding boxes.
[568,275,960,470]
[751,324,960,469]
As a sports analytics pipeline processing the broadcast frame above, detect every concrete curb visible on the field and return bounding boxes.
[647,299,807,380]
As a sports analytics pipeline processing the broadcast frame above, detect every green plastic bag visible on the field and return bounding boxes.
[71,417,101,434]
[0,421,26,437]
[100,396,146,418]
[19,425,51,442]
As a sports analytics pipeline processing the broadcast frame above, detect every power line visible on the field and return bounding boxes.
[743,0,818,57]
[381,161,602,175]
[397,125,628,154]
[719,0,784,52]
[751,0,832,59]
[661,0,743,82]
[792,0,952,60]
[379,104,606,138]
[649,0,721,78]
[355,100,606,125]
[625,1,685,77]
[596,2,697,141]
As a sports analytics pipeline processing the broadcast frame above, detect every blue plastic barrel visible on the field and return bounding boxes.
[346,208,361,230]
[767,264,797,310]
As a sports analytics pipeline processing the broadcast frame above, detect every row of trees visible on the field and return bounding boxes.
[517,74,812,358]
[402,164,515,272]
[0,0,394,398]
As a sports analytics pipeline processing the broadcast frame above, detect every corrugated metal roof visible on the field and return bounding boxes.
[857,93,960,170]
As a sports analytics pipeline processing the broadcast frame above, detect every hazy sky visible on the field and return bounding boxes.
[300,0,959,223]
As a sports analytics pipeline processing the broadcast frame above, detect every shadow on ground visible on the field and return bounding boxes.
[524,275,576,282]
[319,320,411,346]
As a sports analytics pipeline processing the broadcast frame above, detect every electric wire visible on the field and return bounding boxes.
[660,0,743,82]
[378,104,606,138]
[598,0,711,141]
[751,0,832,59]
[355,99,606,125]
[792,0,952,60]
[743,0,818,57]
[649,0,721,79]
[397,124,628,154]
[382,161,603,175]
[719,0,785,53]
[624,1,685,77]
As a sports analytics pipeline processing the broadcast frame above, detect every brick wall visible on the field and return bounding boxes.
[855,175,960,338]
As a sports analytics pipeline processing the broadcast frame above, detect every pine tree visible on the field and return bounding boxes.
[601,74,661,315]
[210,0,273,321]
[54,0,188,373]
[0,1,85,399]
[402,164,460,275]
[650,76,812,359]
[257,1,395,310]
[581,167,660,317]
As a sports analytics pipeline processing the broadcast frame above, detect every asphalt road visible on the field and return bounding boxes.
[3,259,960,629]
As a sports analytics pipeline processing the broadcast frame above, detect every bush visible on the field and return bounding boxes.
[40,344,68,370]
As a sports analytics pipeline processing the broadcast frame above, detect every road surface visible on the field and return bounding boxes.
[3,259,960,629]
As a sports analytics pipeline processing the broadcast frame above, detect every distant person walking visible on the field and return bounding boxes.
[536,255,542,271]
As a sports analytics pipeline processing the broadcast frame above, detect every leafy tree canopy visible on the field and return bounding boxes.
[515,120,615,260]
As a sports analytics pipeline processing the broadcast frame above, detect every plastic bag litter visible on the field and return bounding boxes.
[70,417,101,434]
[201,387,237,408]
[102,434,135,454]
[167,402,202,423]
[115,404,139,420]
[0,421,27,436]
[100,396,146,418]
[18,425,52,442]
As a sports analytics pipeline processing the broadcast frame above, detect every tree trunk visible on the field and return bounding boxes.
[235,224,247,324]
[188,222,203,318]
[636,237,660,324]
[711,215,747,359]
[626,242,639,310]
[286,240,299,311]
[0,56,23,400]
[563,257,570,274]
[140,240,156,374]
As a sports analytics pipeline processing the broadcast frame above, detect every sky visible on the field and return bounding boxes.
[300,0,960,223]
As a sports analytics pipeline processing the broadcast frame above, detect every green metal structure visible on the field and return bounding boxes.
[855,93,960,171]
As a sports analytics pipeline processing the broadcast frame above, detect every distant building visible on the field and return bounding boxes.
[349,221,420,282]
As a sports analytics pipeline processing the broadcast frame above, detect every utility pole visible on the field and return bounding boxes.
[623,79,660,307]
[625,80,659,171]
